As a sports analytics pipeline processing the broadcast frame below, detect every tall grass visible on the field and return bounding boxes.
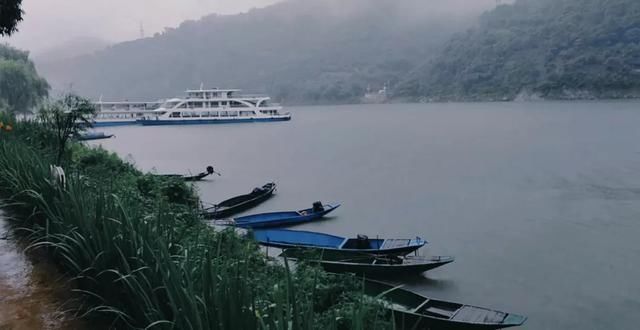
[0,113,391,330]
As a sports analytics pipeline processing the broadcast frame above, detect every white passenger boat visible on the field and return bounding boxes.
[92,101,162,127]
[137,88,290,126]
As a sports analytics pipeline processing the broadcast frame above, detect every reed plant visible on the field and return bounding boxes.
[0,112,391,330]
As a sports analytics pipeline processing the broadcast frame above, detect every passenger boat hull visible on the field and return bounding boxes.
[93,120,138,127]
[137,116,291,126]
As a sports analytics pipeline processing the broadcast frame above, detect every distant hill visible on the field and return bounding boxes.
[33,37,110,64]
[37,0,495,104]
[394,0,640,101]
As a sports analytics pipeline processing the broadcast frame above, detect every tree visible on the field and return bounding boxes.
[0,0,23,36]
[0,44,50,113]
[38,94,97,164]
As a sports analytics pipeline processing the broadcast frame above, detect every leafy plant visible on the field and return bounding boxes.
[37,94,96,163]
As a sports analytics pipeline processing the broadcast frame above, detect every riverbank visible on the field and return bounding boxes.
[0,112,389,329]
[0,216,89,329]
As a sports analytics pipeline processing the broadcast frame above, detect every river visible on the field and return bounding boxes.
[94,101,640,330]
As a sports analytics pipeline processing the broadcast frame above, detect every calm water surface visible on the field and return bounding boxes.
[96,101,640,330]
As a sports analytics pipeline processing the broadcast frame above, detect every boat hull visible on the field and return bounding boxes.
[93,120,138,127]
[233,204,339,229]
[204,183,276,219]
[317,256,454,277]
[253,229,426,257]
[365,280,527,330]
[137,116,291,126]
[76,133,114,141]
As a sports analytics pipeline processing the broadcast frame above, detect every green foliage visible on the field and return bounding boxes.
[395,0,640,101]
[0,0,22,36]
[0,115,391,329]
[0,44,49,112]
[37,94,97,163]
[37,0,492,105]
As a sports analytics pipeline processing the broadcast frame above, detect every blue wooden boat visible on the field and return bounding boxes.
[251,229,426,256]
[230,202,339,229]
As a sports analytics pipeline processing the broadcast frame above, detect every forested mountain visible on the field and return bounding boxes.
[37,0,494,104]
[395,0,640,101]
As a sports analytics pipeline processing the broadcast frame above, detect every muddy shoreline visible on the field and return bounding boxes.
[0,215,88,330]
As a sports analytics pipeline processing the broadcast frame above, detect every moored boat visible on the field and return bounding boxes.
[137,88,290,125]
[203,183,276,219]
[365,280,527,330]
[75,131,114,141]
[281,251,454,277]
[251,229,426,256]
[217,202,339,229]
[160,166,220,182]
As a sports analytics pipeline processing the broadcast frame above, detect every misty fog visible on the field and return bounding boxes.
[3,0,498,56]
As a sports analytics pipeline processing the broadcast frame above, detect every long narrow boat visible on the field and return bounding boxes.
[282,251,454,277]
[203,183,276,219]
[251,229,426,256]
[75,131,114,141]
[160,166,220,182]
[365,280,527,330]
[226,202,339,229]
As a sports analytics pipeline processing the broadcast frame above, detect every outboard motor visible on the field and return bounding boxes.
[206,166,215,174]
[312,201,325,213]
[356,234,369,249]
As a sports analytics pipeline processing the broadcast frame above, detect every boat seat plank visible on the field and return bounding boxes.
[451,307,507,324]
[380,239,411,249]
[411,299,430,314]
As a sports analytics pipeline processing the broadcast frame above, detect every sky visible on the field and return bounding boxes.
[2,0,280,53]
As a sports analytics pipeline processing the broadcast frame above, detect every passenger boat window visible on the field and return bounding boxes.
[170,112,181,118]
[201,111,210,117]
[220,111,228,117]
[229,111,238,117]
[210,101,219,107]
[178,103,187,108]
[210,111,219,117]
[230,101,249,108]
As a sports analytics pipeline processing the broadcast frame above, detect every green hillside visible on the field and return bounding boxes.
[37,0,492,104]
[395,0,640,101]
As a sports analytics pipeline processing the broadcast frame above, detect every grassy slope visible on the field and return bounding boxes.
[0,112,390,329]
